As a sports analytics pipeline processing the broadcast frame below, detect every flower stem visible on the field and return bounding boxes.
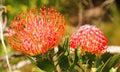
[0,7,12,72]
[0,24,12,72]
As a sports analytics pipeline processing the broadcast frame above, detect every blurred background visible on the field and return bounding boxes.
[0,0,120,72]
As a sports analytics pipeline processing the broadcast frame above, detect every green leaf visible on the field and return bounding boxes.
[96,53,111,68]
[57,38,69,58]
[57,45,64,55]
[69,49,79,71]
[26,55,37,64]
[36,59,55,72]
[63,38,70,56]
[97,54,120,72]
[58,55,70,71]
[56,38,70,71]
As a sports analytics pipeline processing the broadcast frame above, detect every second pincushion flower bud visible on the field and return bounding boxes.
[8,6,66,56]
[70,25,108,55]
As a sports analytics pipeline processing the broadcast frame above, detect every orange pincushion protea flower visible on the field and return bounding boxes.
[70,25,108,55]
[8,6,66,56]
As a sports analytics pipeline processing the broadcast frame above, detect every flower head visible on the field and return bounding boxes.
[8,6,66,56]
[70,25,108,55]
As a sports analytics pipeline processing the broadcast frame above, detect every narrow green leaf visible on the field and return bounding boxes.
[96,53,111,68]
[58,55,70,70]
[36,59,55,72]
[97,54,120,72]
[26,55,37,64]
[57,45,64,55]
[69,49,79,71]
[63,38,70,56]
